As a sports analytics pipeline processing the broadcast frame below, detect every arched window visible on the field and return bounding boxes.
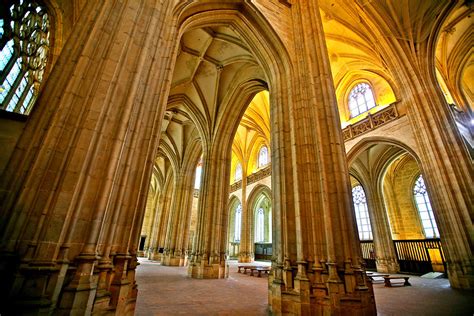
[194,159,202,189]
[1,0,50,114]
[413,175,439,238]
[348,83,376,118]
[234,204,242,242]
[235,163,242,181]
[255,208,264,242]
[351,185,373,240]
[258,146,268,168]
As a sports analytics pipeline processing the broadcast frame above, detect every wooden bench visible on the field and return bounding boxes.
[384,276,411,287]
[251,267,271,277]
[238,265,258,274]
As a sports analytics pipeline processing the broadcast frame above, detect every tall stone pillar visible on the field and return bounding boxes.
[153,178,176,262]
[188,148,230,279]
[239,170,253,262]
[359,0,473,289]
[366,184,399,273]
[0,0,178,314]
[146,193,164,259]
[268,1,375,314]
[162,173,194,266]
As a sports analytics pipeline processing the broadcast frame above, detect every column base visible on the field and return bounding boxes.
[187,261,228,279]
[269,265,376,315]
[270,283,376,315]
[375,258,399,274]
[447,261,474,290]
[148,251,162,262]
[161,254,185,266]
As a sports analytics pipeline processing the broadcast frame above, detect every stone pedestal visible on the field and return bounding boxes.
[188,260,228,279]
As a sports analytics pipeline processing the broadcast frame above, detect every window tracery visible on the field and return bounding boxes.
[0,0,50,114]
[348,83,376,118]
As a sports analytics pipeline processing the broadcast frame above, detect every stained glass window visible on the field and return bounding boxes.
[413,175,439,238]
[348,83,376,117]
[1,0,50,114]
[352,185,373,240]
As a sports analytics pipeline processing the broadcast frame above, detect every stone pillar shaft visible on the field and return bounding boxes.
[239,173,253,262]
[162,173,194,266]
[269,1,375,314]
[188,148,229,279]
[0,0,178,314]
[366,185,399,273]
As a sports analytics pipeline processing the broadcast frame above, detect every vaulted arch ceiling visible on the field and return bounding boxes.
[168,26,265,145]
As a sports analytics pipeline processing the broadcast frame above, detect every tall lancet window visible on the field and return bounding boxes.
[413,175,439,238]
[235,162,242,181]
[352,185,373,240]
[1,0,50,114]
[255,208,264,242]
[234,204,242,242]
[258,146,269,168]
[348,83,376,117]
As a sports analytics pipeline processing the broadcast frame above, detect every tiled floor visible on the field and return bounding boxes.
[135,259,474,315]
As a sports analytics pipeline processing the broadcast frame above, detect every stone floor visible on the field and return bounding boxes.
[135,259,474,315]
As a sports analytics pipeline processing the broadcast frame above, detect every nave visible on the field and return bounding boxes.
[135,259,474,316]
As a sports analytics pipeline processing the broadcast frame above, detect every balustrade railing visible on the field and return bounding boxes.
[342,103,399,141]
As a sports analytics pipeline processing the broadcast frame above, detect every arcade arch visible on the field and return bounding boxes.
[348,139,445,275]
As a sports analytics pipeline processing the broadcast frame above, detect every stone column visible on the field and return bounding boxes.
[162,173,194,266]
[366,184,399,273]
[268,1,375,314]
[154,178,176,262]
[0,0,178,314]
[188,148,230,279]
[239,170,253,262]
[145,192,162,259]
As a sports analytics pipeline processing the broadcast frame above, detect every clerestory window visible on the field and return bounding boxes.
[0,0,50,115]
[413,175,439,238]
[348,83,376,118]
